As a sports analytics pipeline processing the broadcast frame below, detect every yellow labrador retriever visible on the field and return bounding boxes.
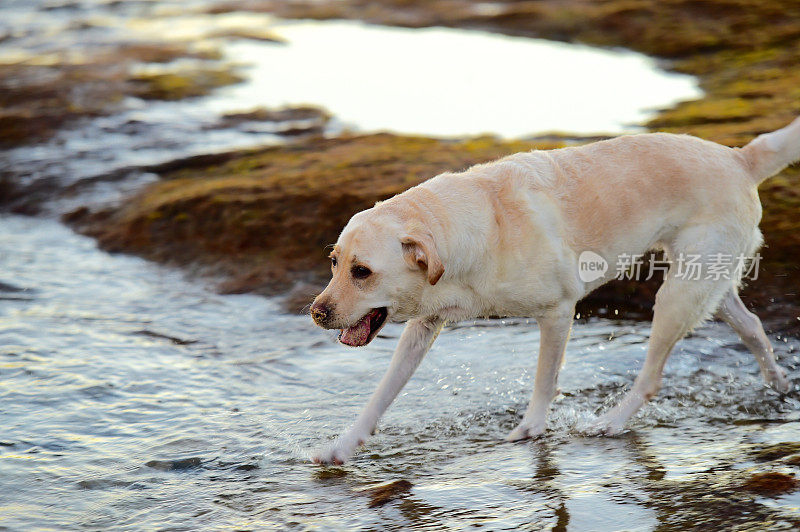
[310,117,800,464]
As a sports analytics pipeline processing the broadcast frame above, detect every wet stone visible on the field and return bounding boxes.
[359,480,413,508]
[145,457,204,471]
[741,472,798,496]
[76,479,132,490]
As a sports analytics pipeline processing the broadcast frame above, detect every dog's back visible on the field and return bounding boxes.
[546,132,761,253]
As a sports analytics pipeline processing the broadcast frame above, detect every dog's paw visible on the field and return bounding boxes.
[505,421,545,442]
[311,446,352,465]
[766,369,792,394]
[584,416,626,437]
[311,432,368,465]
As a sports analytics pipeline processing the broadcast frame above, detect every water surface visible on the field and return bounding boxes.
[1,215,798,529]
[215,20,701,137]
[1,2,798,530]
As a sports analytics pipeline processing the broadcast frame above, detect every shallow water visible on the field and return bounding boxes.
[1,214,799,530]
[2,1,799,530]
[214,20,701,137]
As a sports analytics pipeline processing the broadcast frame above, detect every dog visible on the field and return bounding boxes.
[310,117,800,464]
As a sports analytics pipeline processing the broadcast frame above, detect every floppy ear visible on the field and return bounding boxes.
[401,233,444,285]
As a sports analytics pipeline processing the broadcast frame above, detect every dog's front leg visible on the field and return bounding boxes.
[506,306,573,441]
[312,316,444,465]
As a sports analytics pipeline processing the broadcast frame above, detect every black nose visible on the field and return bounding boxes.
[311,302,329,326]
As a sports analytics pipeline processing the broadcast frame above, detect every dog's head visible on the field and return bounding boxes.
[310,205,444,346]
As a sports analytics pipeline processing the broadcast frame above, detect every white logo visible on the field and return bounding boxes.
[578,251,608,283]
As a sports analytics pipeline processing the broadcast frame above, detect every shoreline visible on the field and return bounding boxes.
[3,0,800,331]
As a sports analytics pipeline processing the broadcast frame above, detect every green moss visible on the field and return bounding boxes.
[129,68,243,101]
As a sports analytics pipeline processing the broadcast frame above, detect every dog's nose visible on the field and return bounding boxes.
[310,302,330,326]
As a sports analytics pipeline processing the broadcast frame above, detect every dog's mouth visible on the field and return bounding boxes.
[338,307,388,347]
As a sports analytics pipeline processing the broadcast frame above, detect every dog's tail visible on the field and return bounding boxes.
[741,115,800,184]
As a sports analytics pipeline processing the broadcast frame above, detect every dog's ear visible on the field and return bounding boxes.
[401,233,444,285]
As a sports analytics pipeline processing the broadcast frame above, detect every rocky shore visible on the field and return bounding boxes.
[3,0,800,329]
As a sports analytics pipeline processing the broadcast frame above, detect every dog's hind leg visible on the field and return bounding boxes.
[506,304,574,441]
[591,273,731,435]
[715,287,791,392]
[312,316,444,464]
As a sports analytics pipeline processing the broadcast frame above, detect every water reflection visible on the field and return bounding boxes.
[220,20,702,137]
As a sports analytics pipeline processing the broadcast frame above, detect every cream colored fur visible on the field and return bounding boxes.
[310,117,800,465]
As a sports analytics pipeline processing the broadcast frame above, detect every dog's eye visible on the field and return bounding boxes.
[351,265,372,279]
[330,256,337,267]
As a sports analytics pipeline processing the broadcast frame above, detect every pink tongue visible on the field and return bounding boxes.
[340,314,372,346]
